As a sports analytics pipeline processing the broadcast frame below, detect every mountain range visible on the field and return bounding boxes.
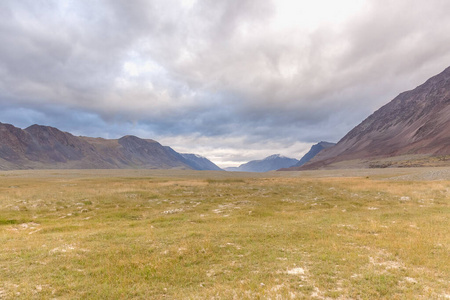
[286,66,450,170]
[0,123,221,171]
[2,66,449,171]
[225,154,299,172]
[226,141,336,172]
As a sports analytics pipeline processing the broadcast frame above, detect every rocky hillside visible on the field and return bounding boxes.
[0,122,218,170]
[297,66,450,169]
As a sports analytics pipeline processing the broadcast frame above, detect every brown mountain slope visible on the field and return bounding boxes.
[289,66,450,170]
[0,123,193,170]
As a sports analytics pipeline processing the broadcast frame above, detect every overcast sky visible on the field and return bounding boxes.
[1,0,450,167]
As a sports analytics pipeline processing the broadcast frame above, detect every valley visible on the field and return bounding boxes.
[0,168,448,299]
[2,2,450,299]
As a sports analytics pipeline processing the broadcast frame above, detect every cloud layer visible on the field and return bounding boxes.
[1,0,450,166]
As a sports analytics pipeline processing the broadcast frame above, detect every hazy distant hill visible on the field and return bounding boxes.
[293,66,450,170]
[0,122,216,170]
[225,154,298,172]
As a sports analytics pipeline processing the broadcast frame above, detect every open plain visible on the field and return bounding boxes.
[0,168,449,299]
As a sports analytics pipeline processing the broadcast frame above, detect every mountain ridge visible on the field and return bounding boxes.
[0,122,218,171]
[290,66,450,170]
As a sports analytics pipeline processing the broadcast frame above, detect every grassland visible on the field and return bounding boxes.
[0,168,449,299]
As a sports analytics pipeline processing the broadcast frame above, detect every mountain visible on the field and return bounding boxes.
[225,154,298,172]
[290,66,450,170]
[180,153,223,171]
[223,167,241,172]
[293,141,336,167]
[0,122,216,170]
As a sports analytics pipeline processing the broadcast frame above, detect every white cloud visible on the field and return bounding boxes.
[272,0,367,32]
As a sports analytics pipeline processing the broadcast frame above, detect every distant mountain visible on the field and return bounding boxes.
[293,142,336,167]
[0,122,215,170]
[224,167,241,172]
[225,154,298,172]
[181,153,223,171]
[292,66,450,170]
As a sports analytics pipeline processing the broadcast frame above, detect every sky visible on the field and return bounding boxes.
[1,0,450,167]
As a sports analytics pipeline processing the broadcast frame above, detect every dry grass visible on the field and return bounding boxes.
[0,169,449,299]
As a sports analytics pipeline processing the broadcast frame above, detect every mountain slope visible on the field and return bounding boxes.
[0,122,99,169]
[226,154,298,172]
[299,66,450,169]
[181,153,223,171]
[293,142,336,167]
[0,122,211,170]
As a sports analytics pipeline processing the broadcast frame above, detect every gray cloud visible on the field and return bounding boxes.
[1,0,450,166]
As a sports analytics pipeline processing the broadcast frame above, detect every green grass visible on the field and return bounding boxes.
[0,169,449,299]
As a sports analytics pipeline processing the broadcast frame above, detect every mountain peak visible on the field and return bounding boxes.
[25,123,67,133]
[265,154,284,160]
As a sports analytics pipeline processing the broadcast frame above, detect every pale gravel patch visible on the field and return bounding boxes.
[310,286,322,298]
[177,247,187,254]
[190,201,201,207]
[285,266,329,299]
[404,277,418,284]
[19,222,40,229]
[162,208,184,214]
[219,243,242,250]
[206,269,215,278]
[369,255,404,270]
[6,222,41,233]
[0,283,20,298]
[337,224,357,230]
[267,284,290,300]
[281,198,301,203]
[28,228,42,235]
[270,284,286,293]
[287,267,305,275]
[368,249,406,272]
[212,203,243,215]
[50,244,76,253]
